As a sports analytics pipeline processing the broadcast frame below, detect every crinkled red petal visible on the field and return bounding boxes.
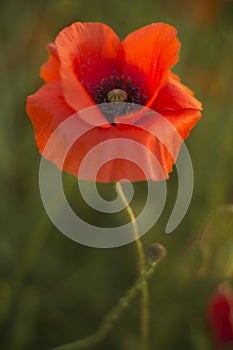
[55,22,124,111]
[123,23,180,107]
[26,81,75,152]
[153,72,203,111]
[40,44,60,82]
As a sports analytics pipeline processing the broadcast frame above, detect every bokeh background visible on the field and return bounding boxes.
[1,0,233,349]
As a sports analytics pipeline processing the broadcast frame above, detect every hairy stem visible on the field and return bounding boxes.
[50,260,157,350]
[116,181,150,350]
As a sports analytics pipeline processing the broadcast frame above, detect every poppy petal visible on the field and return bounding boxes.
[158,109,202,141]
[70,123,168,182]
[92,107,201,182]
[123,23,180,107]
[26,81,75,152]
[153,72,203,111]
[131,108,201,177]
[40,44,61,82]
[55,22,124,111]
[26,81,98,174]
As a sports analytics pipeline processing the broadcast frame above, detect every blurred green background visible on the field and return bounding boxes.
[0,0,233,349]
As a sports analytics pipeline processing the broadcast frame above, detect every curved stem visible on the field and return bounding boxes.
[116,182,150,350]
[50,260,157,350]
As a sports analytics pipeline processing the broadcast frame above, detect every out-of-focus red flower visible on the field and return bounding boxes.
[207,286,233,349]
[26,22,202,182]
[174,0,222,25]
[194,0,222,25]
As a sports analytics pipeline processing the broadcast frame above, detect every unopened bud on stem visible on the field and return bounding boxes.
[148,243,166,262]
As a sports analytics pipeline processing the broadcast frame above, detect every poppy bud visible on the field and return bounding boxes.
[207,285,233,349]
[147,243,166,262]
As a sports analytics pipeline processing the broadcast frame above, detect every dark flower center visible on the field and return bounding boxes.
[93,75,147,105]
[90,75,148,124]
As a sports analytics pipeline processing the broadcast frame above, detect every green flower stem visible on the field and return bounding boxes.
[50,260,157,350]
[116,182,149,350]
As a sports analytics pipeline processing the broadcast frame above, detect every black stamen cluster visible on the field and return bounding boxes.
[93,75,148,105]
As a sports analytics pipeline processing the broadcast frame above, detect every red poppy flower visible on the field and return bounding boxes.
[26,22,202,182]
[207,286,233,349]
